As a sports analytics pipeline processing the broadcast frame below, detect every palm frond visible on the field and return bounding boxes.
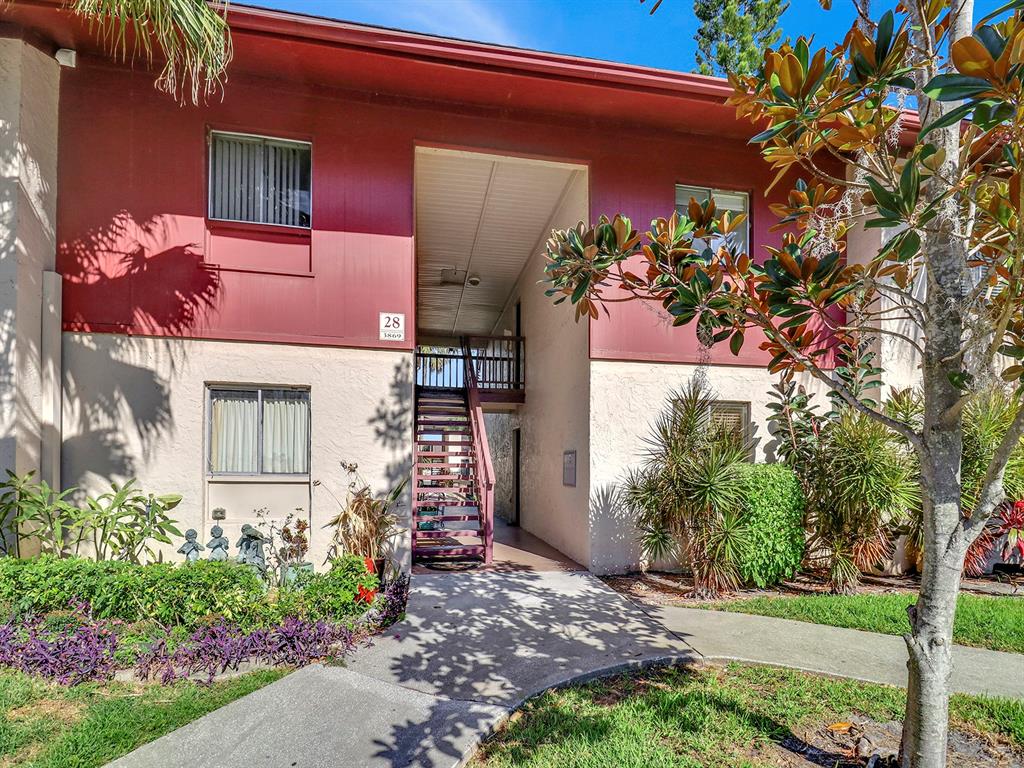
[72,0,233,104]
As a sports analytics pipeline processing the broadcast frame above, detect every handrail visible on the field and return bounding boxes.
[461,336,495,564]
[464,335,525,390]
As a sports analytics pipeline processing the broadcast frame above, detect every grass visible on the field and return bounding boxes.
[0,668,287,767]
[472,663,1024,768]
[702,592,1024,654]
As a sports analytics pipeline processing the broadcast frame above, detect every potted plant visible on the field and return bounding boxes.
[320,462,408,582]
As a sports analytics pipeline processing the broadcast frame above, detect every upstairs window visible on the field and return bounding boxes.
[209,132,311,228]
[675,184,749,255]
[208,387,310,475]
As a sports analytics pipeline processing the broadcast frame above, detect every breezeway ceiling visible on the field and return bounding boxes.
[415,147,586,338]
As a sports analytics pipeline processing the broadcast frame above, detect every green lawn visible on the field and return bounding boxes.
[703,593,1024,654]
[472,664,1024,768]
[0,668,287,767]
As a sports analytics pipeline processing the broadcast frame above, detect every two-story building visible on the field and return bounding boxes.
[0,2,900,573]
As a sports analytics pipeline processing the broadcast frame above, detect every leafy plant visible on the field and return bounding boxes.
[0,473,181,563]
[0,471,81,557]
[807,409,919,593]
[321,463,408,566]
[300,556,379,622]
[624,381,751,597]
[82,479,183,563]
[0,601,119,685]
[256,508,311,585]
[765,379,821,488]
[735,464,805,588]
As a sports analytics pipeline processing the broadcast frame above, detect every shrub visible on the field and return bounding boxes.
[736,464,805,588]
[298,556,379,622]
[0,555,378,629]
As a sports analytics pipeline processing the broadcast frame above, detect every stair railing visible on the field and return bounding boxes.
[461,337,495,564]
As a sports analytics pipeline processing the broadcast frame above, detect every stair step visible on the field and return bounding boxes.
[413,543,486,557]
[416,408,468,415]
[414,529,482,538]
[413,500,479,508]
[416,450,474,458]
[415,480,476,487]
[413,513,481,522]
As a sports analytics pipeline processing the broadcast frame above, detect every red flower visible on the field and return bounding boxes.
[364,557,376,574]
[357,585,377,604]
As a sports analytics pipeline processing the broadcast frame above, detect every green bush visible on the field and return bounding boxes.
[736,464,806,588]
[0,554,376,628]
[296,556,379,622]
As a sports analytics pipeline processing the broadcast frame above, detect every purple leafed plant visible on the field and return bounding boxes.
[0,601,119,685]
[136,617,362,684]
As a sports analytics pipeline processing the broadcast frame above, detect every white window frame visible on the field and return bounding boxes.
[675,184,750,254]
[206,385,311,477]
[207,130,313,230]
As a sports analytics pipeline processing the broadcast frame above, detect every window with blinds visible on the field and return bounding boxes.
[675,184,749,255]
[209,132,312,228]
[709,400,752,448]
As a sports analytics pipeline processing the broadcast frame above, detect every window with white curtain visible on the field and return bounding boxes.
[208,387,310,475]
[209,132,312,228]
[675,184,749,255]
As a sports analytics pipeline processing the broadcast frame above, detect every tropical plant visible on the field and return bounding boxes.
[82,479,183,563]
[0,471,83,557]
[542,0,1024,754]
[623,381,751,597]
[321,463,408,566]
[70,0,232,104]
[808,409,920,592]
[765,379,822,484]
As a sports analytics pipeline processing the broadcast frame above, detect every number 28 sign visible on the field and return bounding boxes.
[379,312,405,341]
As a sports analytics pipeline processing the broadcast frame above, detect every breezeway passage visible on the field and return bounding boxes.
[105,567,1024,768]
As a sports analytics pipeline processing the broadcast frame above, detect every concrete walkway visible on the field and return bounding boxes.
[650,604,1024,699]
[108,571,693,768]
[108,570,1024,768]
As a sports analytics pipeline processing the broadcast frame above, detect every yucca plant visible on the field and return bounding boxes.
[625,381,751,598]
[71,0,232,104]
[807,409,920,593]
[889,386,1024,575]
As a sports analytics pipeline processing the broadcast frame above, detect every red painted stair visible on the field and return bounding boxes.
[411,387,491,563]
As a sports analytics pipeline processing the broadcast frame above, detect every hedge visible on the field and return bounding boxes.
[0,555,377,629]
[736,464,806,588]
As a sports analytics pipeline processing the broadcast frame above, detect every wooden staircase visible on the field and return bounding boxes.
[412,387,493,563]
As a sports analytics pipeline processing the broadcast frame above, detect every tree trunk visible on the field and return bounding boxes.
[901,469,965,767]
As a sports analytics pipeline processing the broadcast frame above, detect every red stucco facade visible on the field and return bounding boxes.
[42,3,808,366]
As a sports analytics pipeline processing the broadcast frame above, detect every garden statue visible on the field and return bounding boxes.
[236,524,267,573]
[207,525,229,561]
[177,529,204,563]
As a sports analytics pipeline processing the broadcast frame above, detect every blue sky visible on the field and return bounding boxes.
[250,0,1003,73]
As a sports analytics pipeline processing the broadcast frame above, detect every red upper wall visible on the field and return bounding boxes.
[56,51,798,363]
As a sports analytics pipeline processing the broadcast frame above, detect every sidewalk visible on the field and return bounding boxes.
[107,571,1024,768]
[649,604,1024,699]
[108,570,694,768]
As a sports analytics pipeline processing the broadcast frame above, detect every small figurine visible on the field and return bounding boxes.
[236,523,267,574]
[177,528,204,563]
[207,525,230,561]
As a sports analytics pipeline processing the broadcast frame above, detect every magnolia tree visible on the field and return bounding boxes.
[543,1,1024,765]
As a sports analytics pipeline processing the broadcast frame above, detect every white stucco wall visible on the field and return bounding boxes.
[0,38,60,492]
[588,359,831,574]
[61,333,413,568]
[488,170,591,566]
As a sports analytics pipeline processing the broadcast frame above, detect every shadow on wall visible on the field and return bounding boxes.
[589,482,643,574]
[59,212,222,496]
[363,570,698,767]
[367,357,414,562]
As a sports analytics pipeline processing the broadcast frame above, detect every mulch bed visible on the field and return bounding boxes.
[601,571,1023,608]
